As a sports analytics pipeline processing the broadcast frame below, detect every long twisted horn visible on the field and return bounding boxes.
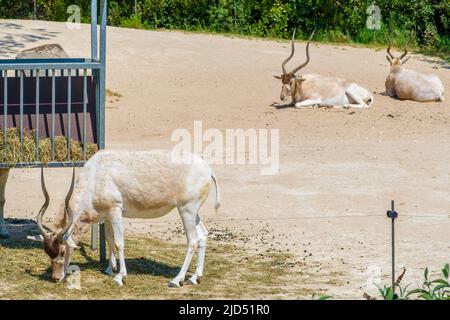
[400,30,414,60]
[281,29,296,74]
[57,167,76,242]
[37,167,51,240]
[290,29,315,75]
[387,33,394,59]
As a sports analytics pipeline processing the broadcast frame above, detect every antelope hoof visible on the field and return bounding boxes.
[168,280,183,288]
[105,267,114,276]
[113,275,124,286]
[186,276,201,286]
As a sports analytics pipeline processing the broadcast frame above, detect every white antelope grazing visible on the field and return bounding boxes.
[385,36,445,102]
[28,150,220,287]
[273,31,374,109]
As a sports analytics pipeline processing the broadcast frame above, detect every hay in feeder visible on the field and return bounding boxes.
[0,128,98,166]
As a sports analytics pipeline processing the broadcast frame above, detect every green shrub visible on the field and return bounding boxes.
[1,0,448,60]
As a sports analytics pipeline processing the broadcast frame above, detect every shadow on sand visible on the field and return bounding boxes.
[1,235,180,282]
[0,22,60,57]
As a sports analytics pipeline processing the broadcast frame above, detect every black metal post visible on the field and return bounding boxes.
[386,200,398,296]
[99,222,106,262]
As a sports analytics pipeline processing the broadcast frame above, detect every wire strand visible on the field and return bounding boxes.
[1,213,449,227]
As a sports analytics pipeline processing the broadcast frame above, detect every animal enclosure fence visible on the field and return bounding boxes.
[0,0,107,261]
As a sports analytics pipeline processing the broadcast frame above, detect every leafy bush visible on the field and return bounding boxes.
[0,1,448,59]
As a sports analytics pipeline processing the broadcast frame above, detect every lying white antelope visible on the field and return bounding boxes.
[273,31,374,109]
[385,35,445,102]
[29,150,220,287]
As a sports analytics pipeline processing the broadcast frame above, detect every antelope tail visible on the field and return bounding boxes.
[211,173,220,213]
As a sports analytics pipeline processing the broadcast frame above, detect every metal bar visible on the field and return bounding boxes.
[98,0,108,262]
[386,200,398,297]
[0,162,87,169]
[91,0,98,61]
[91,223,98,250]
[3,73,7,148]
[51,70,55,160]
[0,61,101,71]
[94,69,100,147]
[67,69,71,161]
[391,200,395,295]
[19,70,23,161]
[83,69,87,160]
[99,222,106,263]
[35,71,40,160]
[0,58,93,63]
[98,0,107,150]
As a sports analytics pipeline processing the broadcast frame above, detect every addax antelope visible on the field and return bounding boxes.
[273,31,374,109]
[385,33,444,102]
[28,150,220,287]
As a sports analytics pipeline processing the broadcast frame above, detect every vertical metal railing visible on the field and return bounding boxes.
[97,0,107,262]
[19,70,23,161]
[83,69,87,161]
[51,69,56,160]
[35,70,40,161]
[67,69,72,161]
[3,72,7,150]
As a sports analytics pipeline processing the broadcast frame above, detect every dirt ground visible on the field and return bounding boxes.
[0,20,449,299]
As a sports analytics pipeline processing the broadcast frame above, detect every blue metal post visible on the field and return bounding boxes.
[99,0,107,151]
[91,0,98,61]
[98,0,107,263]
[90,0,100,252]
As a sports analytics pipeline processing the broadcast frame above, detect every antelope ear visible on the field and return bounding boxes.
[273,75,282,79]
[297,76,306,82]
[27,235,44,242]
[66,237,79,249]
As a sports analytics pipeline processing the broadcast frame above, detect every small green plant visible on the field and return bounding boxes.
[406,264,450,300]
[365,264,450,300]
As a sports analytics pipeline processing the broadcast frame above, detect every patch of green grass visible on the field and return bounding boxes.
[0,236,317,299]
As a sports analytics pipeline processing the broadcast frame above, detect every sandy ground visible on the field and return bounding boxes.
[0,19,449,299]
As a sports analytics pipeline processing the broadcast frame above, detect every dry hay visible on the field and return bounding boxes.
[0,128,98,166]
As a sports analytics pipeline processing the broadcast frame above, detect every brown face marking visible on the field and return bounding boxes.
[42,236,66,281]
[281,73,294,84]
[43,237,61,259]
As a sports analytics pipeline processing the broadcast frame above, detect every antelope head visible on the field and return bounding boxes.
[27,167,77,281]
[274,30,315,101]
[386,31,414,67]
